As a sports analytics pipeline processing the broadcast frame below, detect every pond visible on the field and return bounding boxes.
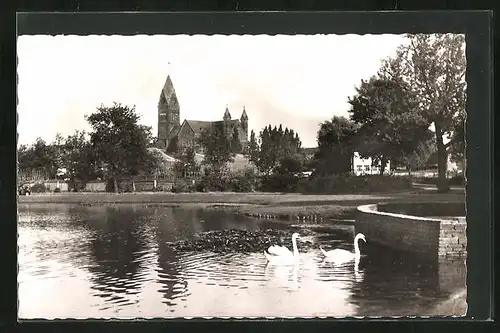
[17,204,466,319]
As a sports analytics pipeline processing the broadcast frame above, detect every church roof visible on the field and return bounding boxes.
[183,119,240,134]
[185,120,214,134]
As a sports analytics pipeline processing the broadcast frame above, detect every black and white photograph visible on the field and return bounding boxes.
[17,29,468,319]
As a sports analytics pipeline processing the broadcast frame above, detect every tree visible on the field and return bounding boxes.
[313,116,358,176]
[60,130,97,191]
[230,126,243,154]
[166,135,179,155]
[252,124,302,176]
[86,102,155,193]
[398,139,436,175]
[197,124,235,173]
[272,155,304,192]
[32,137,59,178]
[391,33,466,192]
[143,148,175,179]
[448,113,465,167]
[246,129,259,164]
[173,146,199,178]
[348,76,432,175]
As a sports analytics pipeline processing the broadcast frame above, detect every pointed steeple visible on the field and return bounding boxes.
[240,106,248,120]
[162,75,176,101]
[223,105,231,121]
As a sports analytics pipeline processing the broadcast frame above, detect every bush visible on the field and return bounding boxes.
[195,168,230,192]
[227,167,258,192]
[171,179,195,193]
[30,183,48,193]
[259,155,304,192]
[259,174,301,192]
[301,174,413,194]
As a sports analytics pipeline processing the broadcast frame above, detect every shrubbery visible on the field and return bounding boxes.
[227,167,258,192]
[30,183,48,193]
[171,179,195,193]
[259,174,301,193]
[300,174,413,194]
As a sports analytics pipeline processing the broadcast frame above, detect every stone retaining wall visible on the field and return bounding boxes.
[356,203,467,261]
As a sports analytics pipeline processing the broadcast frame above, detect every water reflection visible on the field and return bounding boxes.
[264,261,300,291]
[348,244,463,316]
[84,206,153,308]
[18,204,466,318]
[155,212,189,310]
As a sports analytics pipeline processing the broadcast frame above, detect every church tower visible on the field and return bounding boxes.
[157,75,180,149]
[223,105,232,136]
[240,106,249,149]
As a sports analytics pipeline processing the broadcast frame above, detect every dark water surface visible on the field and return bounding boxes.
[18,204,466,319]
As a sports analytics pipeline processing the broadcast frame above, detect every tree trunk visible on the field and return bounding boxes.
[379,157,387,176]
[113,178,118,194]
[434,123,450,193]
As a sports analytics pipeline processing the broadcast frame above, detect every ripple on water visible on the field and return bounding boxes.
[18,205,467,318]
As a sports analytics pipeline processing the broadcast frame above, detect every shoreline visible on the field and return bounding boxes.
[18,191,465,222]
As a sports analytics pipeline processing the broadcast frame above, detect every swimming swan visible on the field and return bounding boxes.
[264,232,301,265]
[320,233,366,264]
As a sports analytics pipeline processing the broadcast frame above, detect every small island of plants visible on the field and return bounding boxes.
[165,229,318,253]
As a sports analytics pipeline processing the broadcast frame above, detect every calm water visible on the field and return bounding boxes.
[18,204,466,319]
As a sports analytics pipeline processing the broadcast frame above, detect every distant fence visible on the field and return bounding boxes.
[83,175,202,193]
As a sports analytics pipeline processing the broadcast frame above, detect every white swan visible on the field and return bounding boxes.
[264,232,301,265]
[320,233,366,264]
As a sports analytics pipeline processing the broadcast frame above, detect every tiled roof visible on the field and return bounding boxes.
[185,120,214,134]
[184,119,240,134]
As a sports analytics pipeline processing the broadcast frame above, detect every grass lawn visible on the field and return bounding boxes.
[18,190,465,221]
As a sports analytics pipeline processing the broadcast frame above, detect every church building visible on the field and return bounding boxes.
[156,75,249,153]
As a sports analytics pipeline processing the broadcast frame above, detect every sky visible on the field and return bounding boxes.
[17,34,407,148]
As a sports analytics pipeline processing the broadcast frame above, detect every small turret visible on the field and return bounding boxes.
[240,106,248,121]
[223,105,232,121]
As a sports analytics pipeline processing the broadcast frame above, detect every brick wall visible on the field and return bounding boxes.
[439,220,467,258]
[356,203,467,262]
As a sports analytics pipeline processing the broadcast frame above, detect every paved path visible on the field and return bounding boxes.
[413,182,465,193]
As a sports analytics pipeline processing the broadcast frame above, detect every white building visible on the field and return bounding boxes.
[352,152,391,176]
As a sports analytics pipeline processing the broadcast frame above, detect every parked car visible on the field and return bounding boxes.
[18,185,31,196]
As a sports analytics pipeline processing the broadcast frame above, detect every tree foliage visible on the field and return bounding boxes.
[390,33,466,191]
[60,130,97,191]
[246,129,259,164]
[85,102,157,193]
[173,146,200,177]
[348,75,432,175]
[312,116,358,176]
[17,137,60,180]
[230,126,243,154]
[197,124,235,173]
[252,124,302,176]
[397,139,436,174]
